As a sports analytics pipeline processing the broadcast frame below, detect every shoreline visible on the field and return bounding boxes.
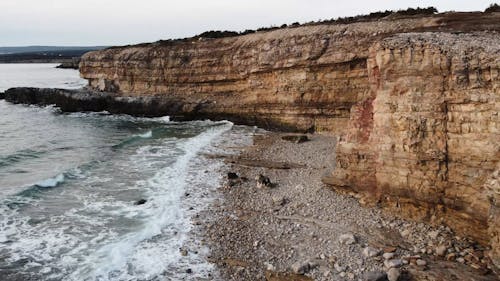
[202,131,499,281]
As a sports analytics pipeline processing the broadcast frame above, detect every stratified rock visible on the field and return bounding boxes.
[326,32,500,266]
[485,165,500,269]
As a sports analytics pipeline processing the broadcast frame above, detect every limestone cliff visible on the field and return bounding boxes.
[80,12,496,133]
[326,32,500,268]
[79,12,500,268]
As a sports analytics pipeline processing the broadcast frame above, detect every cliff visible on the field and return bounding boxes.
[80,12,496,133]
[325,32,499,267]
[78,11,499,269]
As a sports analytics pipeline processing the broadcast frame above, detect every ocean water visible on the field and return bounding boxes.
[0,64,253,280]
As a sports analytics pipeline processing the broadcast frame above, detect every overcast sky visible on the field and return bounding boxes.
[0,0,495,46]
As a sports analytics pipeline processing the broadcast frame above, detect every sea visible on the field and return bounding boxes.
[0,64,253,280]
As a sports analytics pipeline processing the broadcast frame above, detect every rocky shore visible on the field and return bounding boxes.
[77,10,500,265]
[3,87,309,131]
[2,8,498,279]
[200,132,499,281]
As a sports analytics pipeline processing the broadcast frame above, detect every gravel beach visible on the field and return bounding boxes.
[199,131,498,281]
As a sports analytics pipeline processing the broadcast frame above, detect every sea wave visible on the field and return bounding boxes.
[34,173,65,188]
[0,149,46,168]
[0,117,246,281]
[69,121,233,280]
[65,111,171,124]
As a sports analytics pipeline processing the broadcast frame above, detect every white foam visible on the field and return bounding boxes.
[68,121,233,280]
[0,120,252,281]
[35,173,65,188]
[66,112,171,125]
[137,130,152,138]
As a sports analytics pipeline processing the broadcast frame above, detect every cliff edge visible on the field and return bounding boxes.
[79,11,500,270]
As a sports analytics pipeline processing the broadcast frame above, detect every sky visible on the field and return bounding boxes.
[0,0,496,46]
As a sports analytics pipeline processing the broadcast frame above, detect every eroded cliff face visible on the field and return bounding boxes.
[80,15,452,133]
[327,32,499,267]
[80,12,500,267]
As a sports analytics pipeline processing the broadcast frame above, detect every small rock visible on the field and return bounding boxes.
[457,257,465,263]
[383,252,395,260]
[281,135,309,143]
[384,259,403,269]
[334,262,346,272]
[227,172,239,179]
[400,229,411,237]
[416,259,427,266]
[347,272,355,279]
[328,256,337,265]
[264,262,275,271]
[363,271,387,281]
[134,199,147,205]
[435,245,447,256]
[339,272,346,277]
[339,233,356,245]
[363,247,380,258]
[428,230,440,240]
[256,174,272,188]
[179,248,188,256]
[323,270,331,277]
[384,246,397,253]
[291,261,311,274]
[387,268,400,281]
[446,253,457,261]
[272,195,289,206]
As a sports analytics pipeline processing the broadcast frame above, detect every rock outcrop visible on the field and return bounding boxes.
[80,12,499,134]
[11,11,500,268]
[325,31,499,268]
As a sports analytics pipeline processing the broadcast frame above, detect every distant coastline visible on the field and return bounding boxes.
[0,46,107,68]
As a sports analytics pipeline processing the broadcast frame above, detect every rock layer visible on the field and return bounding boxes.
[69,11,500,269]
[80,12,499,134]
[327,32,499,268]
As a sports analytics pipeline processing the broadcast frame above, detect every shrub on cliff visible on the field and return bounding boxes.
[196,30,239,39]
[485,3,500,12]
[394,6,437,16]
[240,29,256,35]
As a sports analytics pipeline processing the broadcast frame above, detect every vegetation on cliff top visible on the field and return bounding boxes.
[485,3,500,12]
[105,3,500,50]
[107,6,440,50]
